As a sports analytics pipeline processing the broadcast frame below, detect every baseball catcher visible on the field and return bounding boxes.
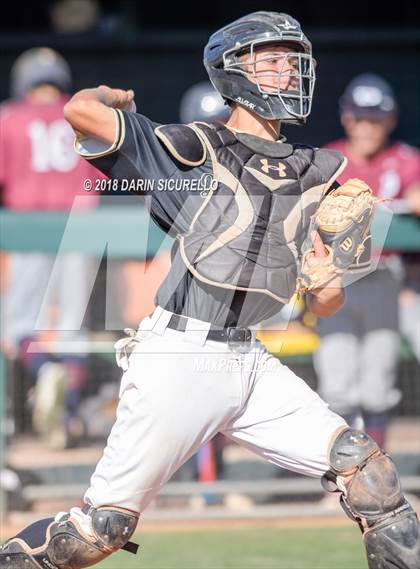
[1,11,418,569]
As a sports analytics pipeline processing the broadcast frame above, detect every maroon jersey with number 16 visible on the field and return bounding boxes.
[0,94,100,210]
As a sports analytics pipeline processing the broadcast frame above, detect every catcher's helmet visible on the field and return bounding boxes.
[179,81,231,123]
[10,47,72,99]
[204,11,316,124]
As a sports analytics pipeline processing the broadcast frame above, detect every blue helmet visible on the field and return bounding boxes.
[204,11,316,124]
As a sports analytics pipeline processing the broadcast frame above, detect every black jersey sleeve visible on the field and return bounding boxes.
[74,109,181,182]
[74,109,212,236]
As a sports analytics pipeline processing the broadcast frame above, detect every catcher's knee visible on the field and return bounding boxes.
[323,428,420,568]
[0,505,139,568]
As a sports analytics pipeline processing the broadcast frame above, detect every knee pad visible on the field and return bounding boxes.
[0,506,139,569]
[327,429,405,525]
[323,428,420,569]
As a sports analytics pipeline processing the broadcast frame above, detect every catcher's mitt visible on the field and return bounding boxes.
[297,178,377,293]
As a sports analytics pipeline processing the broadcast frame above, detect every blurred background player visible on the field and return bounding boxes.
[399,252,420,363]
[0,47,100,448]
[179,80,231,125]
[314,73,420,449]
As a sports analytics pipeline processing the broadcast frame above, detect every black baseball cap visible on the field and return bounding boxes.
[340,73,397,119]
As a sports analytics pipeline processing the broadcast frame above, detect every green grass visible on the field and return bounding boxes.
[97,525,367,569]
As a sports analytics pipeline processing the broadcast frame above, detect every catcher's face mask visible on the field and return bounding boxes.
[223,41,316,121]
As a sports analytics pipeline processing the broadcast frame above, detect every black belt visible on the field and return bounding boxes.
[167,313,253,345]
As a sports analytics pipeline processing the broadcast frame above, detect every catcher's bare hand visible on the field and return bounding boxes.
[64,85,136,143]
[97,85,136,112]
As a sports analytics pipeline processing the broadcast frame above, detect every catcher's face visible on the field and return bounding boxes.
[240,44,302,93]
[342,113,397,158]
[223,40,316,121]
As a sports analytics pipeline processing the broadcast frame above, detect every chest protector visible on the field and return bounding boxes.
[155,122,346,304]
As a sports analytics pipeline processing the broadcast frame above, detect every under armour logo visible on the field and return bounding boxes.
[260,159,287,178]
[279,20,298,30]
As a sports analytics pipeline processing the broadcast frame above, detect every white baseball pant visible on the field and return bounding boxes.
[85,306,347,513]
